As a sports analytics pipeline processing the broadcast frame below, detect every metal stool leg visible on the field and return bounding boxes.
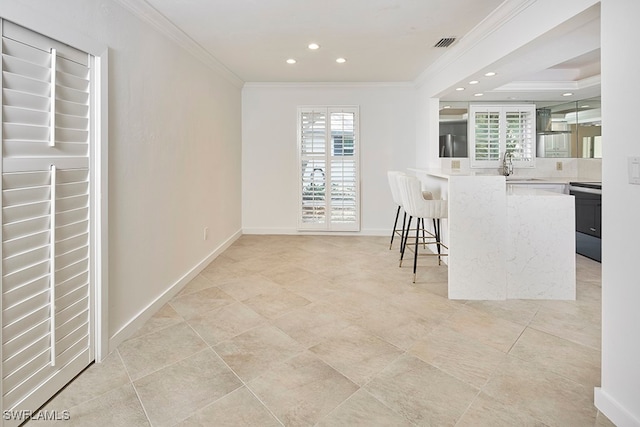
[389,205,401,249]
[413,216,421,283]
[433,218,442,265]
[400,215,412,267]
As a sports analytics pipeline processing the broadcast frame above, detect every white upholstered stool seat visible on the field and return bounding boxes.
[387,171,433,251]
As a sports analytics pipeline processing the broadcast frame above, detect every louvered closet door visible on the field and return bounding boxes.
[1,20,93,426]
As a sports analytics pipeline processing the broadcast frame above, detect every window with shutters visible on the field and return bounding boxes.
[298,106,359,231]
[469,104,536,168]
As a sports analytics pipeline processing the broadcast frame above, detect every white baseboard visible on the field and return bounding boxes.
[595,387,640,427]
[108,229,242,351]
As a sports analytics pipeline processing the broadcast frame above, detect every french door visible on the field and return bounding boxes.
[1,20,96,426]
[297,106,360,231]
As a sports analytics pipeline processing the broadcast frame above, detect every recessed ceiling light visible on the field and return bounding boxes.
[474,93,484,97]
[308,43,320,50]
[562,92,573,97]
[336,57,347,64]
[443,105,451,109]
[286,58,297,64]
[581,105,590,108]
[484,72,497,77]
[469,80,479,85]
[455,87,465,91]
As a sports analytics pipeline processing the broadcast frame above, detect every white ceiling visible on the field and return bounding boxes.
[137,0,601,102]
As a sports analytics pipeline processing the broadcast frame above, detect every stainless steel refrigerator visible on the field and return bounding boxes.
[439,134,468,157]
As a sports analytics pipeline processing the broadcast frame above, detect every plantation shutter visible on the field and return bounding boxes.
[471,107,500,163]
[299,110,327,228]
[1,20,93,425]
[504,107,535,165]
[469,104,536,168]
[298,106,359,231]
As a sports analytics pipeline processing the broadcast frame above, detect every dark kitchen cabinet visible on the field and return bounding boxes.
[575,192,601,238]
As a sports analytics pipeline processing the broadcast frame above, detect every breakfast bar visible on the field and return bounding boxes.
[412,169,576,301]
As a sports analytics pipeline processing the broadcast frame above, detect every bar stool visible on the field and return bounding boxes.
[396,175,448,283]
[387,171,434,251]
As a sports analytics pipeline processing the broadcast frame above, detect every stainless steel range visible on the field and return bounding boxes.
[569,181,602,262]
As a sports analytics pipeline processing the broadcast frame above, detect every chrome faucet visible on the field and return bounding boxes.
[502,151,514,176]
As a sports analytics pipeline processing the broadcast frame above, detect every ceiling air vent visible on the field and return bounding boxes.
[434,37,456,48]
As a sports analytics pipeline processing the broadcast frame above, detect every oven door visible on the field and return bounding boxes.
[569,186,602,261]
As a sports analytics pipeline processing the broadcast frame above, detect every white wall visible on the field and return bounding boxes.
[242,84,416,235]
[0,0,243,349]
[595,0,640,425]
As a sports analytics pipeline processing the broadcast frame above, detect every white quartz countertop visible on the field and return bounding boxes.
[410,168,598,185]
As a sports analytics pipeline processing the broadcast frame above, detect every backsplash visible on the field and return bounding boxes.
[440,157,602,180]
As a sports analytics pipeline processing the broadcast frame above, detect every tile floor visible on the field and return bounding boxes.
[34,235,616,426]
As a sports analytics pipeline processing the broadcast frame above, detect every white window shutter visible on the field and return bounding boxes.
[2,20,93,424]
[469,104,536,168]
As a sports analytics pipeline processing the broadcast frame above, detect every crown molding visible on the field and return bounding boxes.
[113,0,244,88]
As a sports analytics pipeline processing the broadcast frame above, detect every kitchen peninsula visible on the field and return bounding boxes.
[411,169,576,301]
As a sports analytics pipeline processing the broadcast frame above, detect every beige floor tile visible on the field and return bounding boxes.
[309,325,403,385]
[509,327,601,388]
[388,286,462,323]
[414,280,450,299]
[43,351,130,411]
[176,387,281,427]
[127,303,184,340]
[176,273,216,297]
[364,354,479,426]
[215,276,284,301]
[169,286,235,319]
[277,274,343,302]
[25,235,603,427]
[317,389,413,427]
[231,252,298,275]
[33,384,149,426]
[258,263,322,286]
[322,288,385,322]
[349,297,442,350]
[529,303,601,350]
[465,299,541,326]
[249,352,359,426]
[409,325,507,388]
[213,324,304,382]
[200,259,247,283]
[482,355,597,426]
[576,281,603,309]
[118,321,208,380]
[187,301,266,346]
[133,349,242,427]
[441,304,525,353]
[456,392,548,426]
[576,255,601,284]
[273,301,354,348]
[242,287,311,319]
